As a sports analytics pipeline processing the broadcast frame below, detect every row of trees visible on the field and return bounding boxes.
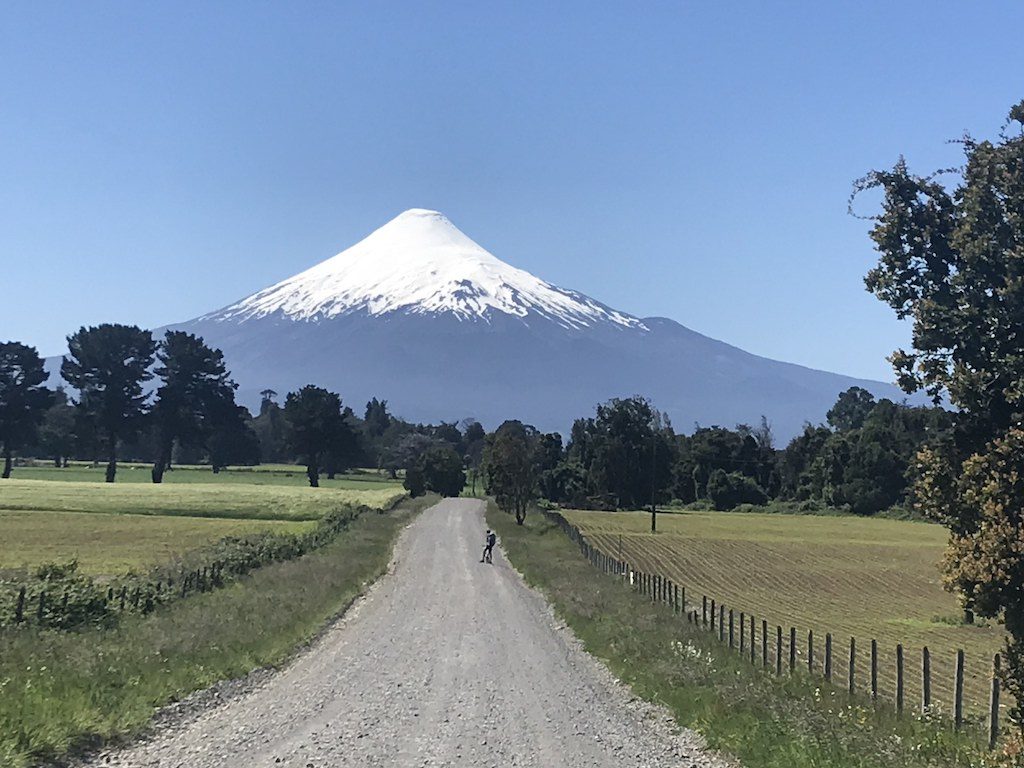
[0,324,490,489]
[481,386,952,521]
[0,325,259,483]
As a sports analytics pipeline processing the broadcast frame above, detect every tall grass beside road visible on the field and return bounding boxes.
[0,495,436,768]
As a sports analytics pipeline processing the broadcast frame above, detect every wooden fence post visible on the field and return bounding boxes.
[922,646,931,712]
[825,633,832,682]
[762,619,768,668]
[729,610,735,649]
[989,653,1001,750]
[702,595,708,626]
[739,612,745,653]
[15,586,25,623]
[719,605,726,642]
[871,639,878,702]
[710,599,716,630]
[896,644,905,716]
[808,629,814,674]
[849,637,856,695]
[789,627,797,674]
[776,625,783,675]
[954,649,965,730]
[750,615,756,664]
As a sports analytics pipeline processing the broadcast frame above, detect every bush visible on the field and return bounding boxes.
[706,470,768,510]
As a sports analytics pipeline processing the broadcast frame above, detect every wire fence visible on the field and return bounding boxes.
[543,509,1011,750]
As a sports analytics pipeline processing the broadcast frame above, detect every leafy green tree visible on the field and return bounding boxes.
[706,469,767,510]
[483,420,539,525]
[60,324,157,482]
[856,100,1024,725]
[826,387,876,432]
[284,385,352,487]
[252,391,289,463]
[405,443,465,497]
[364,397,391,438]
[150,331,239,483]
[0,341,52,477]
[37,387,76,467]
[459,419,486,495]
[575,397,675,510]
[207,403,261,471]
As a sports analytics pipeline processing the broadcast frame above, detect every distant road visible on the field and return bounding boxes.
[91,499,726,768]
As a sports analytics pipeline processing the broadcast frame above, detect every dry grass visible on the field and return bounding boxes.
[564,508,1009,725]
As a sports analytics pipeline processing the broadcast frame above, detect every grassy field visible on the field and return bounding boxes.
[488,506,989,768]
[0,495,436,768]
[0,479,406,521]
[9,463,402,489]
[0,510,315,576]
[563,508,1009,725]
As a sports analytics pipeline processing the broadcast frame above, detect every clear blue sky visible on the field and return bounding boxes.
[3,2,1022,380]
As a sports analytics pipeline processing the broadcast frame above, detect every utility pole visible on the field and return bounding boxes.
[650,428,657,533]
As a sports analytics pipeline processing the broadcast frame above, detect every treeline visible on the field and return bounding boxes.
[483,387,953,518]
[0,325,485,488]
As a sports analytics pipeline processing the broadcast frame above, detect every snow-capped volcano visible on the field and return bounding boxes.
[37,207,917,439]
[208,208,644,331]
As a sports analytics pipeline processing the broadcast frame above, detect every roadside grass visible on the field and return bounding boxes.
[0,495,437,768]
[489,505,991,768]
[0,510,314,576]
[564,508,1007,722]
[0,479,406,521]
[8,463,402,489]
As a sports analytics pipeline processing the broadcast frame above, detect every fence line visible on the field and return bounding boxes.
[542,509,1006,749]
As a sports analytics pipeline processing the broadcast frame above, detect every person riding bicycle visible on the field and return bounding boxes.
[481,529,497,563]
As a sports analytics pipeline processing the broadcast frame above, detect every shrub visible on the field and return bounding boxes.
[706,469,768,510]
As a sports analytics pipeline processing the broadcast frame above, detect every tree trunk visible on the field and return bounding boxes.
[152,440,172,484]
[105,433,117,483]
[2,445,12,479]
[53,455,61,468]
[515,501,526,525]
[307,457,319,488]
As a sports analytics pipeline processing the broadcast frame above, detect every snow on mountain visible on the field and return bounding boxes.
[207,208,646,332]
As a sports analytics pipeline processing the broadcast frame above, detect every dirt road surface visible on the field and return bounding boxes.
[91,499,727,768]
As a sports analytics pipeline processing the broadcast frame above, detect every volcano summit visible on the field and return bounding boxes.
[160,209,904,439]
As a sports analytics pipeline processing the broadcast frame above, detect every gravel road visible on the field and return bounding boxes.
[90,499,728,768]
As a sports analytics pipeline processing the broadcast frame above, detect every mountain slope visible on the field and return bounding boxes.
[154,208,910,440]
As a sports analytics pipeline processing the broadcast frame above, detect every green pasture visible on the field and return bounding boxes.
[0,510,314,576]
[10,463,401,489]
[0,479,405,522]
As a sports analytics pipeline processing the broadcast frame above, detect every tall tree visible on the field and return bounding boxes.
[855,100,1024,726]
[826,387,876,432]
[284,385,351,487]
[60,324,157,482]
[150,331,239,482]
[37,387,76,467]
[364,397,391,438]
[0,341,52,478]
[483,420,539,525]
[405,443,466,498]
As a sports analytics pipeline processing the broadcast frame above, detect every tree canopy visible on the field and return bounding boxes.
[60,324,157,482]
[0,341,52,478]
[856,100,1024,726]
[150,331,239,483]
